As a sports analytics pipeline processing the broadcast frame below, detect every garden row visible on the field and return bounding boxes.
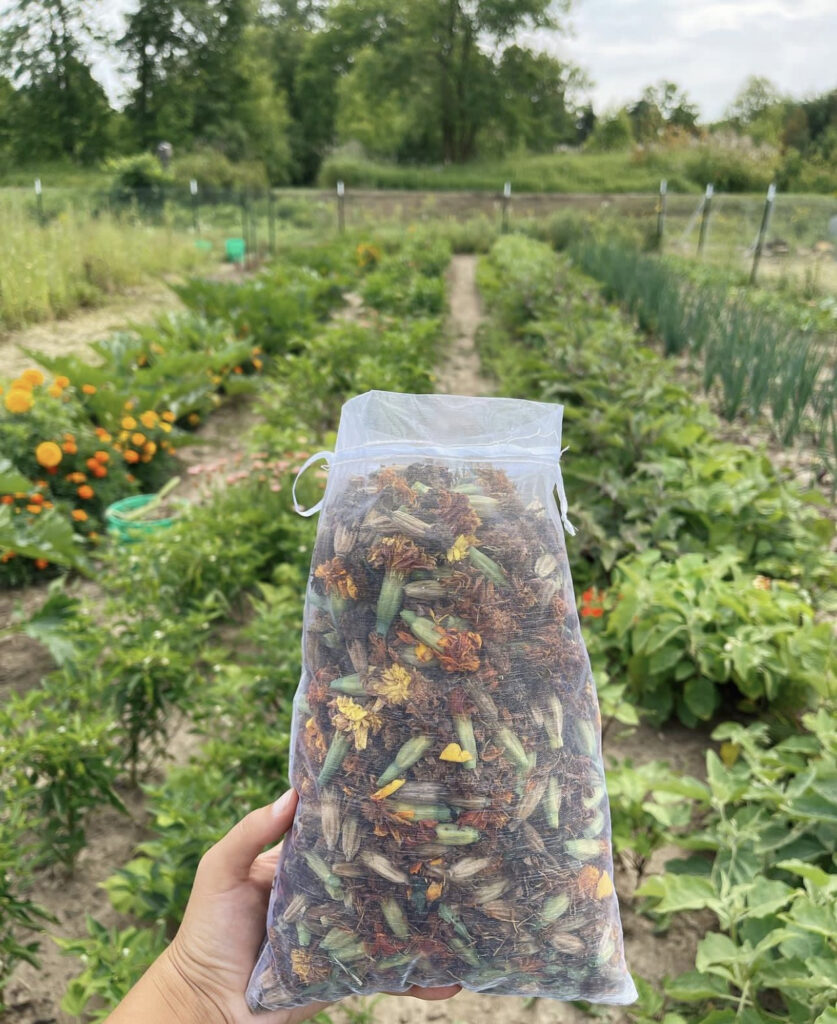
[475,235,836,1023]
[0,230,451,1019]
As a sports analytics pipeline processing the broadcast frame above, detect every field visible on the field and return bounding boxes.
[1,204,835,1024]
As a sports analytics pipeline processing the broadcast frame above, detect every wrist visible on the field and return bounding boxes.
[106,942,223,1024]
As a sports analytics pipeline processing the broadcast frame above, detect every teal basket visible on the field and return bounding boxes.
[105,494,180,544]
[225,237,246,263]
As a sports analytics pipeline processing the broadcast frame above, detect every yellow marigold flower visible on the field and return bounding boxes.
[48,384,62,398]
[446,533,478,563]
[121,416,137,431]
[5,390,33,413]
[333,696,382,751]
[140,410,158,429]
[35,441,62,468]
[160,421,172,433]
[21,369,45,387]
[144,441,157,456]
[162,411,176,423]
[54,375,70,388]
[372,664,412,705]
[131,432,146,447]
[81,384,97,395]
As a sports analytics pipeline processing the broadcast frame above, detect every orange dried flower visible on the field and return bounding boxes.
[368,536,435,575]
[315,557,359,600]
[435,629,482,673]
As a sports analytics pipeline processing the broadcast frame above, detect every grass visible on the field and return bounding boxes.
[0,193,211,331]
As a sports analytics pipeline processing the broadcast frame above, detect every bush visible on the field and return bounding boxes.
[171,148,268,191]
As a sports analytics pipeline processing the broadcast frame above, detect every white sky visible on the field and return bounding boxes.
[94,0,837,121]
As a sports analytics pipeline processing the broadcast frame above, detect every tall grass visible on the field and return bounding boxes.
[0,195,210,331]
[572,238,837,480]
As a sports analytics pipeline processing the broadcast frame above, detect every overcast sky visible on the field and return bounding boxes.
[95,0,836,121]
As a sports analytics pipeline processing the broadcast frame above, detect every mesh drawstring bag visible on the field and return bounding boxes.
[247,390,636,1010]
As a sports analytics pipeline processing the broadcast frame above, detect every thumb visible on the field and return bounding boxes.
[200,789,298,888]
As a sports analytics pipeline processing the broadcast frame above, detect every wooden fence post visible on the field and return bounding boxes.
[501,181,511,233]
[749,183,776,286]
[697,184,714,257]
[656,179,667,251]
[337,180,345,234]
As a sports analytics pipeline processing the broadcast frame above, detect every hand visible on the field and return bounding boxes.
[107,790,460,1024]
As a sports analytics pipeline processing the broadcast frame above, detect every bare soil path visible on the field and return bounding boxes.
[437,255,493,398]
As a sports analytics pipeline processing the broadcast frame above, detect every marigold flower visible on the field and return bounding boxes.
[81,384,97,395]
[1,495,14,505]
[144,441,157,456]
[94,427,111,440]
[370,665,412,705]
[436,629,482,673]
[140,410,158,429]
[72,509,88,522]
[29,493,44,506]
[21,369,45,387]
[54,375,70,388]
[121,416,137,431]
[77,485,94,500]
[92,464,107,478]
[48,385,63,398]
[1,551,16,562]
[252,357,263,371]
[315,557,359,600]
[332,695,383,751]
[4,390,32,413]
[580,587,605,619]
[67,471,86,483]
[34,558,49,569]
[131,432,146,446]
[62,441,77,455]
[188,413,201,426]
[162,410,175,423]
[160,421,172,433]
[446,533,477,563]
[36,441,62,468]
[124,450,140,464]
[368,536,436,575]
[26,504,42,514]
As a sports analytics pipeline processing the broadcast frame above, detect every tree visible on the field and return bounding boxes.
[725,75,783,145]
[0,0,113,160]
[586,108,632,152]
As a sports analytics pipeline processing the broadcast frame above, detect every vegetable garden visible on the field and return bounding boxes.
[0,221,834,1024]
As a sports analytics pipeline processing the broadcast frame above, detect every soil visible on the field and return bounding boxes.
[3,258,711,1024]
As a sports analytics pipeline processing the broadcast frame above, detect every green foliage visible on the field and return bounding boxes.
[599,549,834,725]
[635,711,837,1023]
[55,918,167,1022]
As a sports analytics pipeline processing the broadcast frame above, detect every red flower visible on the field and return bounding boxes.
[580,587,605,619]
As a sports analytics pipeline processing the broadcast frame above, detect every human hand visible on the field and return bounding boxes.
[107,790,460,1024]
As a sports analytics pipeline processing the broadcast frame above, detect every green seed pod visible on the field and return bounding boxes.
[545,695,564,750]
[449,937,481,967]
[303,851,342,893]
[582,780,606,810]
[453,483,483,495]
[381,898,410,939]
[360,851,409,884]
[341,816,361,861]
[400,610,444,651]
[435,824,480,846]
[295,922,311,947]
[453,713,478,770]
[467,546,509,588]
[583,809,606,838]
[544,777,562,829]
[390,801,453,822]
[282,894,309,923]
[377,953,416,971]
[317,733,351,788]
[404,580,447,599]
[495,727,530,770]
[565,838,604,861]
[540,894,571,924]
[467,494,500,518]
[439,903,472,942]
[575,719,598,757]
[377,734,433,785]
[376,571,405,635]
[328,673,365,695]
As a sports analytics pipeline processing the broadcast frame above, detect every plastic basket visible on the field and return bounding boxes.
[105,494,180,543]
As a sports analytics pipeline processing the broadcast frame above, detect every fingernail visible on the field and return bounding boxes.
[272,790,293,817]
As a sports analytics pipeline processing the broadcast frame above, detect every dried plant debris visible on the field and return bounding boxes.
[247,461,635,1010]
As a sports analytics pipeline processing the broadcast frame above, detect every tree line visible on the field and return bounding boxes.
[0,1,834,186]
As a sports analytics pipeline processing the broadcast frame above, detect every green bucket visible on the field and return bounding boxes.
[105,494,180,543]
[225,237,246,263]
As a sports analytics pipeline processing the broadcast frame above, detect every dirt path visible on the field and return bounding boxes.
[437,255,493,397]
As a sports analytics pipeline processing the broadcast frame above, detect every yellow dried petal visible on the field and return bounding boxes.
[335,696,367,722]
[446,533,478,563]
[595,871,614,899]
[426,881,443,902]
[372,779,406,801]
[439,742,474,763]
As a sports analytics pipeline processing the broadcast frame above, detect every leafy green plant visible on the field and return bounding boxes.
[599,549,834,725]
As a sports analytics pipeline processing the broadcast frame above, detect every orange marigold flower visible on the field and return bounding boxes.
[144,441,157,456]
[86,457,98,471]
[48,384,63,398]
[4,390,32,413]
[94,427,111,440]
[92,464,107,478]
[124,450,140,464]
[188,413,200,426]
[62,441,77,455]
[72,509,88,522]
[26,504,42,514]
[233,365,243,374]
[1,495,14,505]
[67,471,86,483]
[140,410,158,428]
[54,375,70,388]
[29,493,44,506]
[580,588,605,619]
[131,432,146,446]
[160,421,172,433]
[122,417,137,430]
[436,629,482,674]
[34,558,49,570]
[81,384,97,395]
[77,485,94,500]
[162,410,175,423]
[21,369,45,387]
[252,357,263,371]
[36,441,62,468]
[368,536,436,575]
[1,551,15,562]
